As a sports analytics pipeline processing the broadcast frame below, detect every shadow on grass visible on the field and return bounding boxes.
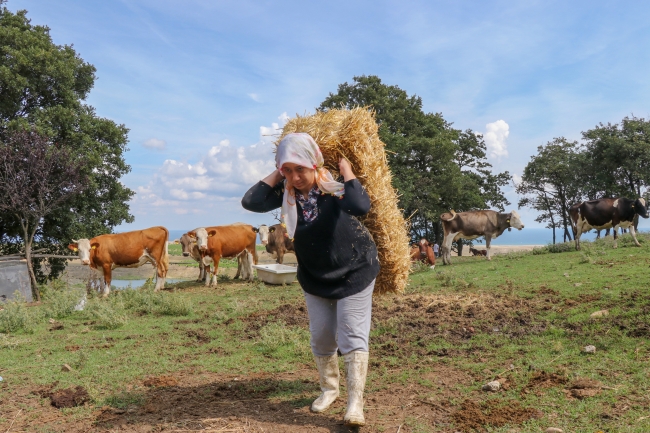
[96,378,356,433]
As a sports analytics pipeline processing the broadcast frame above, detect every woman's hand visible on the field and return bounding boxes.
[339,157,356,182]
[261,169,284,187]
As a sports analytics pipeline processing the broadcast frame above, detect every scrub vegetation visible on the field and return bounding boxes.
[1,233,650,432]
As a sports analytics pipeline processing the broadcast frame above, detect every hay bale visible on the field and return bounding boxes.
[278,107,410,295]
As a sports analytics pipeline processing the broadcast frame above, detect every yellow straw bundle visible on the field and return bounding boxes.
[278,107,410,295]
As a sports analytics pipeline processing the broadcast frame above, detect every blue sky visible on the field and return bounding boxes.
[9,0,650,232]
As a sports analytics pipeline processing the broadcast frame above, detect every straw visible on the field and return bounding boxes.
[278,107,410,295]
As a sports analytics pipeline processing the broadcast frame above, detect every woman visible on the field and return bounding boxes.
[241,133,379,427]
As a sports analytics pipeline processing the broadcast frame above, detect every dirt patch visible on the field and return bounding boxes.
[36,385,91,409]
[451,399,542,432]
[243,303,310,337]
[143,375,179,387]
[186,329,211,343]
[567,377,604,399]
[49,323,64,331]
[65,345,81,352]
[371,293,546,360]
[526,371,569,389]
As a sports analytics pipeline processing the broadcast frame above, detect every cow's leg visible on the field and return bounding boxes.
[485,237,492,261]
[210,261,220,287]
[198,261,205,282]
[574,220,584,250]
[204,263,211,286]
[277,248,285,264]
[629,224,641,247]
[154,262,166,292]
[613,226,618,249]
[234,255,241,279]
[102,264,112,298]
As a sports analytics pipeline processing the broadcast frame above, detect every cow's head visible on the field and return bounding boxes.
[634,198,649,218]
[418,238,430,257]
[68,239,97,265]
[179,233,195,257]
[507,210,525,230]
[256,224,270,245]
[187,227,214,252]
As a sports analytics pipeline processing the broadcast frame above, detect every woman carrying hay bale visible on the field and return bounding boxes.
[242,132,378,427]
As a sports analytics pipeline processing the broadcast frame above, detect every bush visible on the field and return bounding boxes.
[0,294,41,333]
[42,287,86,320]
[85,298,127,329]
[547,242,574,254]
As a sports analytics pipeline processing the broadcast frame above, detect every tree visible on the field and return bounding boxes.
[582,116,650,199]
[516,138,586,243]
[0,130,86,300]
[319,75,510,253]
[0,5,134,283]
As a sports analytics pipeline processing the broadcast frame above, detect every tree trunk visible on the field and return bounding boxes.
[457,241,464,256]
[23,237,40,302]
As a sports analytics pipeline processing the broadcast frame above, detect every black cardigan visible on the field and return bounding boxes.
[241,179,380,299]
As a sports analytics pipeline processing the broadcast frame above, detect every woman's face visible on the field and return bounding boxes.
[281,162,316,193]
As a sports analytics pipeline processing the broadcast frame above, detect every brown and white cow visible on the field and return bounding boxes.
[187,224,259,287]
[178,233,205,282]
[440,210,524,264]
[570,197,648,250]
[257,224,270,246]
[410,238,435,269]
[68,226,169,296]
[264,224,295,264]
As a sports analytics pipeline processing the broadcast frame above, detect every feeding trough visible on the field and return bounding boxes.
[253,264,298,285]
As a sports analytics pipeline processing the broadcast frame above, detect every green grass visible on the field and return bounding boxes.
[1,233,650,432]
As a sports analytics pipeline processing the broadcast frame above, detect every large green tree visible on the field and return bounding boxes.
[0,5,134,282]
[319,75,510,252]
[582,116,650,198]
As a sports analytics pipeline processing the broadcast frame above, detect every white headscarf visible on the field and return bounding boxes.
[276,133,344,239]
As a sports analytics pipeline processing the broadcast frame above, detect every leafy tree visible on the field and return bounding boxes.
[0,5,134,282]
[516,138,586,243]
[319,75,510,254]
[0,130,86,299]
[582,116,650,198]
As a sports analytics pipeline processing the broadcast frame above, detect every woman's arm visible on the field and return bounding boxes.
[241,170,284,213]
[337,158,370,216]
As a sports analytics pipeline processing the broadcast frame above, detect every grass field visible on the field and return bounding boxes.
[1,234,650,432]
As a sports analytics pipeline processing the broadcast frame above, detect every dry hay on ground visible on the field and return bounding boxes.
[279,107,410,295]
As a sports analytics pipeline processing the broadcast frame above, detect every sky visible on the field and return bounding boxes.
[9,0,650,232]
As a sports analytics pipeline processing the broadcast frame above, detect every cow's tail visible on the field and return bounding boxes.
[440,209,457,222]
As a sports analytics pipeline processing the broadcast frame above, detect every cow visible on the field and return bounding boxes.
[569,198,648,250]
[469,247,487,257]
[440,210,525,264]
[410,238,435,268]
[257,224,270,246]
[187,224,259,287]
[178,233,206,282]
[264,223,295,264]
[68,226,169,297]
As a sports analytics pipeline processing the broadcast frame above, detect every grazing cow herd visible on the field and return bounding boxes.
[67,195,647,295]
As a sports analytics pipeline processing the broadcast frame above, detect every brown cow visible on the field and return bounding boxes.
[440,210,524,264]
[68,226,169,297]
[570,197,648,250]
[410,238,435,268]
[187,224,259,287]
[265,224,295,264]
[469,247,487,257]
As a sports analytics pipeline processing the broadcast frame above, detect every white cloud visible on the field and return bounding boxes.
[247,93,260,102]
[130,114,286,217]
[143,138,166,150]
[512,173,522,185]
[484,120,510,160]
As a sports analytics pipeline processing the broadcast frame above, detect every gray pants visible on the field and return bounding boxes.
[303,279,375,357]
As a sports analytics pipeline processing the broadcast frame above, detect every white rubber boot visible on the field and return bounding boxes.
[343,351,369,426]
[311,354,340,413]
